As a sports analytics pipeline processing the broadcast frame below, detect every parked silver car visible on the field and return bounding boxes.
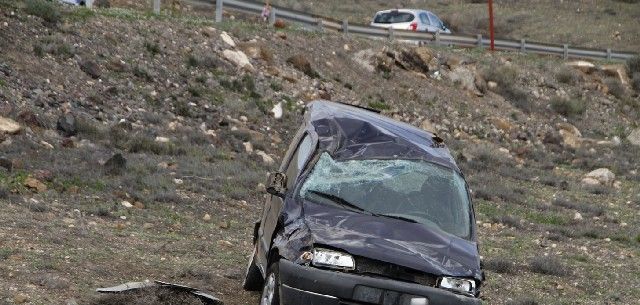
[371,9,451,34]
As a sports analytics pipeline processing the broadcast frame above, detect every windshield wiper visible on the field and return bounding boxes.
[307,190,371,214]
[375,213,419,223]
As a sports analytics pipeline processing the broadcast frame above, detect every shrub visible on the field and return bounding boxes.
[529,256,570,276]
[632,72,640,92]
[483,66,531,112]
[550,96,585,118]
[555,67,578,84]
[627,55,640,75]
[25,0,62,24]
[605,78,626,99]
[484,257,516,274]
[506,299,539,305]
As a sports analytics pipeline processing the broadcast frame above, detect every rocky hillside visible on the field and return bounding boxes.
[0,1,639,305]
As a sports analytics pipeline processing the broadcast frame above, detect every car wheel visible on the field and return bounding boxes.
[259,262,280,305]
[242,246,263,291]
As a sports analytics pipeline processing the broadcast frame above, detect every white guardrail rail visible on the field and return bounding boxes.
[145,0,637,61]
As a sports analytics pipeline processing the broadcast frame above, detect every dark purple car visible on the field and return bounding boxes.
[243,101,484,305]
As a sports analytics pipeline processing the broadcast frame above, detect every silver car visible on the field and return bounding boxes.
[371,9,451,34]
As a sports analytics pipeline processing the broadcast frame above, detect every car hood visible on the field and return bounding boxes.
[301,201,482,280]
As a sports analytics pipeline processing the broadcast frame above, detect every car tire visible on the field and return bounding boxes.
[259,262,280,305]
[242,246,263,291]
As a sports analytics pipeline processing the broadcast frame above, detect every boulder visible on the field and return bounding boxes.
[78,59,101,79]
[25,177,47,193]
[397,47,436,74]
[420,119,435,132]
[566,60,597,74]
[222,49,253,70]
[448,66,481,95]
[256,150,275,165]
[56,113,77,137]
[557,122,582,148]
[0,116,21,134]
[352,49,376,73]
[220,32,235,47]
[584,168,616,186]
[628,128,640,146]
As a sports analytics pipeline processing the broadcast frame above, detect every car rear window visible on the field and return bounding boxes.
[374,12,415,24]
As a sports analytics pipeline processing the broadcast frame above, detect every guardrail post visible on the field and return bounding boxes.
[388,27,394,41]
[435,31,441,46]
[317,19,324,32]
[476,34,483,48]
[342,20,349,35]
[153,0,160,14]
[215,0,223,23]
[563,44,569,60]
[520,39,526,53]
[86,0,93,9]
[606,48,612,60]
[269,9,276,26]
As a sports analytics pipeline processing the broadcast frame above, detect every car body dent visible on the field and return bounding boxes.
[253,100,482,300]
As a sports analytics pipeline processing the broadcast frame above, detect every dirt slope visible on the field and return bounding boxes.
[0,1,639,305]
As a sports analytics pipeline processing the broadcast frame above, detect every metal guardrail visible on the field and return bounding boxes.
[154,0,638,61]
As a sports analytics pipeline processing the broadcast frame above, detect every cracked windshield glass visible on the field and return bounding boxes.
[301,153,472,238]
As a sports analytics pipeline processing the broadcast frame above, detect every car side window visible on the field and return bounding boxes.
[284,134,313,189]
[420,13,430,25]
[429,13,443,28]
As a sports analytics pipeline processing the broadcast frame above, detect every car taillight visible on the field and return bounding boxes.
[409,22,418,31]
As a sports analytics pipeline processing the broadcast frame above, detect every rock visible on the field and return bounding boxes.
[566,60,597,74]
[222,49,253,70]
[420,119,435,132]
[33,169,53,182]
[557,122,582,148]
[14,294,29,304]
[106,58,128,72]
[271,102,283,119]
[448,66,481,94]
[217,240,233,247]
[490,117,513,133]
[104,153,126,175]
[237,42,261,59]
[397,47,436,74]
[203,213,211,222]
[78,59,101,79]
[57,113,77,137]
[585,168,616,186]
[574,212,583,220]
[220,32,235,47]
[627,128,640,146]
[219,220,230,229]
[445,54,470,69]
[287,54,318,78]
[25,177,47,192]
[352,49,376,73]
[256,150,275,165]
[202,26,216,37]
[121,200,133,208]
[487,81,498,90]
[0,116,21,134]
[155,136,170,143]
[243,141,253,153]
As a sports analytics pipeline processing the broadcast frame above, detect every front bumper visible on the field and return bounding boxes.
[279,260,481,305]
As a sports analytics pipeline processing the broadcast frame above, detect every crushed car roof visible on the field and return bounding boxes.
[305,100,460,172]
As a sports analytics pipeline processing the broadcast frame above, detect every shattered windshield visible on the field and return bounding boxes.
[300,153,472,239]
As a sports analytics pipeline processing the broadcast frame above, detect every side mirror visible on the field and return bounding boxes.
[266,172,287,197]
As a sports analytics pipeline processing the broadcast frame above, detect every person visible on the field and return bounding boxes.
[261,1,272,22]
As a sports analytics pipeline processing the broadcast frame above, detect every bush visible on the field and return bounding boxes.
[529,256,570,276]
[628,55,640,75]
[555,67,578,84]
[605,78,626,99]
[25,0,62,24]
[483,66,531,112]
[632,72,640,92]
[506,299,539,305]
[550,96,585,117]
[484,257,516,274]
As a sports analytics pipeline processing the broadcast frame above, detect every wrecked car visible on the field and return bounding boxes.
[243,100,483,305]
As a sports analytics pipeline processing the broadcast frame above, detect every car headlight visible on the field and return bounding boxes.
[306,248,355,270]
[437,277,476,296]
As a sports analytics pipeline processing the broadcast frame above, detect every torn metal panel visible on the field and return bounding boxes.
[96,280,223,305]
